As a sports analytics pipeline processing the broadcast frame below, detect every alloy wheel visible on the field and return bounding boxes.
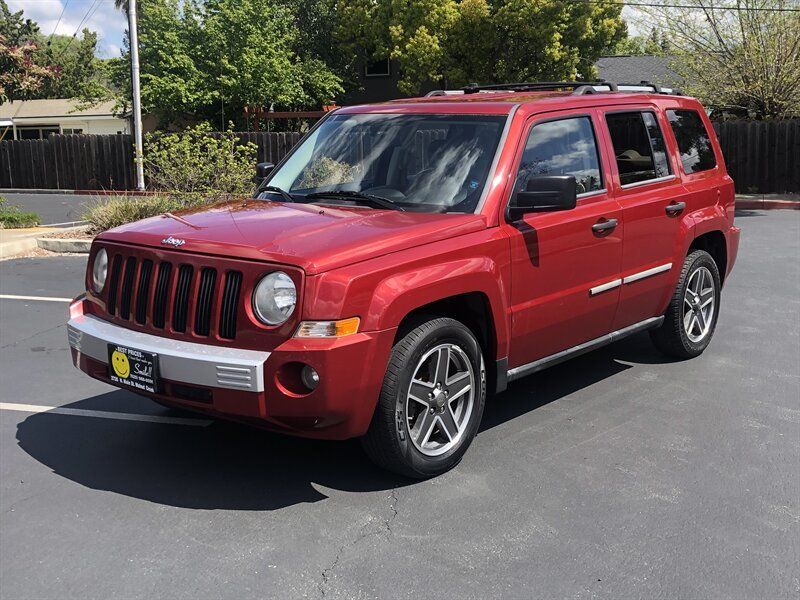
[405,343,475,457]
[683,266,715,343]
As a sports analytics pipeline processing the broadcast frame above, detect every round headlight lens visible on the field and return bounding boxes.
[252,271,296,325]
[92,248,108,293]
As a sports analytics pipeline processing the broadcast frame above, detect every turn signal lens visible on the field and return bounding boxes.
[294,317,360,338]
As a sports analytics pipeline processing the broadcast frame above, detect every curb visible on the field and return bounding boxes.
[735,199,800,210]
[36,237,93,253]
[0,236,38,259]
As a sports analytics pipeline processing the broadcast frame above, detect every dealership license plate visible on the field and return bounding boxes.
[107,344,160,393]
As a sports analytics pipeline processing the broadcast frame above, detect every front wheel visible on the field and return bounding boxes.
[361,317,486,478]
[650,249,721,358]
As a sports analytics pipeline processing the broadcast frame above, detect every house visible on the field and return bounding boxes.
[594,55,684,90]
[0,99,129,141]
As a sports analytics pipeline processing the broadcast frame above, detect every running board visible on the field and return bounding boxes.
[506,316,664,382]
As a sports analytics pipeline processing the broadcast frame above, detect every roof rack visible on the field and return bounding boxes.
[425,80,681,97]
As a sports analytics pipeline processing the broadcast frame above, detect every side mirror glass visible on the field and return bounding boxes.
[506,175,577,221]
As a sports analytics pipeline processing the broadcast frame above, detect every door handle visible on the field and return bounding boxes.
[592,218,618,234]
[665,201,686,216]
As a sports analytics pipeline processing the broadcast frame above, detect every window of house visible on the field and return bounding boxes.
[515,116,603,195]
[365,58,391,77]
[62,128,83,134]
[17,126,59,140]
[606,111,672,186]
[666,109,717,174]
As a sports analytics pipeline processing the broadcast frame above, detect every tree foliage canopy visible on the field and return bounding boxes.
[635,0,800,119]
[116,0,343,127]
[333,0,627,94]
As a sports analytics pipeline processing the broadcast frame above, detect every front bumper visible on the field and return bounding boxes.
[67,308,396,439]
[68,314,270,393]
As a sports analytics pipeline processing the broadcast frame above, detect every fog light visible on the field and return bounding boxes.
[300,365,319,390]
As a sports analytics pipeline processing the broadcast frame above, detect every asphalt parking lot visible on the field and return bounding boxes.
[1,193,98,225]
[1,209,798,599]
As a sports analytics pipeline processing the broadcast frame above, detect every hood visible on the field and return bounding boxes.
[98,199,487,274]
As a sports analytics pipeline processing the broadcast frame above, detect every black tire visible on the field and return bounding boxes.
[650,249,721,358]
[361,317,486,479]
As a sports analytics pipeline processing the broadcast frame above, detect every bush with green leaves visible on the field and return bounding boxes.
[143,123,258,201]
[82,195,188,234]
[0,196,40,228]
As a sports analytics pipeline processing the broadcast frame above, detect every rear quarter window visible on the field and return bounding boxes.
[666,109,717,174]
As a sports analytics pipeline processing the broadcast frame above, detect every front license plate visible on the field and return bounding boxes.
[107,344,160,394]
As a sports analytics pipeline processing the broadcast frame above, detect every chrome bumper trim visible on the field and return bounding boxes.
[67,314,270,393]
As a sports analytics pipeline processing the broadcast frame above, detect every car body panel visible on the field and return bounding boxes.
[70,90,741,440]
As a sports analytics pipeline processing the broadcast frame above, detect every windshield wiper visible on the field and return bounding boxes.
[304,190,405,211]
[258,185,296,203]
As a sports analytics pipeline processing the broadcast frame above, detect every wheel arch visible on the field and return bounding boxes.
[689,230,727,283]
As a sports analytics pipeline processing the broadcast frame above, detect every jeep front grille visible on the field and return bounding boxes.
[104,252,242,340]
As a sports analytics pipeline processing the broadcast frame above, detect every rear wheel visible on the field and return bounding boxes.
[361,317,486,478]
[650,249,721,358]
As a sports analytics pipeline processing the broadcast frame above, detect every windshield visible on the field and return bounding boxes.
[266,113,507,213]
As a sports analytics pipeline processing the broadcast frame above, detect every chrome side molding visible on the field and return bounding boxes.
[623,263,673,284]
[506,316,665,382]
[590,278,622,296]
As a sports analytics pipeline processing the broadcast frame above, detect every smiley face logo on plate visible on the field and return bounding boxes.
[111,350,130,378]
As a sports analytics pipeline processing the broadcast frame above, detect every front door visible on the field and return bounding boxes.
[504,111,624,369]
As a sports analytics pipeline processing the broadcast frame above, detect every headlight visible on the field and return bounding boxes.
[92,248,108,293]
[252,271,296,325]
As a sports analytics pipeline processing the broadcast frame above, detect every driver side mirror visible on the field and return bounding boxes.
[506,175,577,221]
[254,161,275,184]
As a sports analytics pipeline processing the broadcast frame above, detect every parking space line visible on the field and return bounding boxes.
[0,402,212,426]
[0,294,73,303]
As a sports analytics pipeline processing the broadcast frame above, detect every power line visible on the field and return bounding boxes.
[47,0,71,43]
[53,0,103,60]
[579,0,800,12]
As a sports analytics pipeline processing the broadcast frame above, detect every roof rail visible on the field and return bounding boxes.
[462,81,605,94]
[431,80,682,97]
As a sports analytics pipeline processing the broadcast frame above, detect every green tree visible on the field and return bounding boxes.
[115,0,343,127]
[610,28,670,56]
[333,0,627,94]
[637,0,800,118]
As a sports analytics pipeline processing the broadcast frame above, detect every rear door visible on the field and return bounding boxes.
[599,107,686,330]
[504,110,623,368]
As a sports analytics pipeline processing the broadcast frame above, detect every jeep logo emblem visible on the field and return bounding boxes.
[161,236,186,247]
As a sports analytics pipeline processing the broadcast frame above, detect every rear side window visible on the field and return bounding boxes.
[606,111,672,186]
[516,116,603,195]
[667,109,717,173]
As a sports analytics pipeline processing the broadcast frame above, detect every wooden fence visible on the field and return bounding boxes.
[0,122,797,193]
[713,120,800,194]
[0,131,302,191]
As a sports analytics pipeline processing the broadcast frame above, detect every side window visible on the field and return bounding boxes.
[606,111,672,186]
[516,117,603,195]
[667,109,717,173]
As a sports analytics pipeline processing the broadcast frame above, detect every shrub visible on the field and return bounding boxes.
[143,123,258,201]
[83,195,187,234]
[0,196,40,228]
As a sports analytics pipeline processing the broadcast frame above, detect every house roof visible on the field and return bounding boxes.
[594,55,684,89]
[0,99,119,120]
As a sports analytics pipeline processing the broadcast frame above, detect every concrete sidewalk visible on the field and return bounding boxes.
[0,227,57,259]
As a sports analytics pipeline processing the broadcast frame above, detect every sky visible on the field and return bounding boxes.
[9,0,642,60]
[9,0,128,58]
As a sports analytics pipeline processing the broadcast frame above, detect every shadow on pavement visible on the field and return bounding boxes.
[16,333,671,511]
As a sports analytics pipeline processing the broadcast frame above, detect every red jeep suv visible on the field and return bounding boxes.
[68,81,740,478]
